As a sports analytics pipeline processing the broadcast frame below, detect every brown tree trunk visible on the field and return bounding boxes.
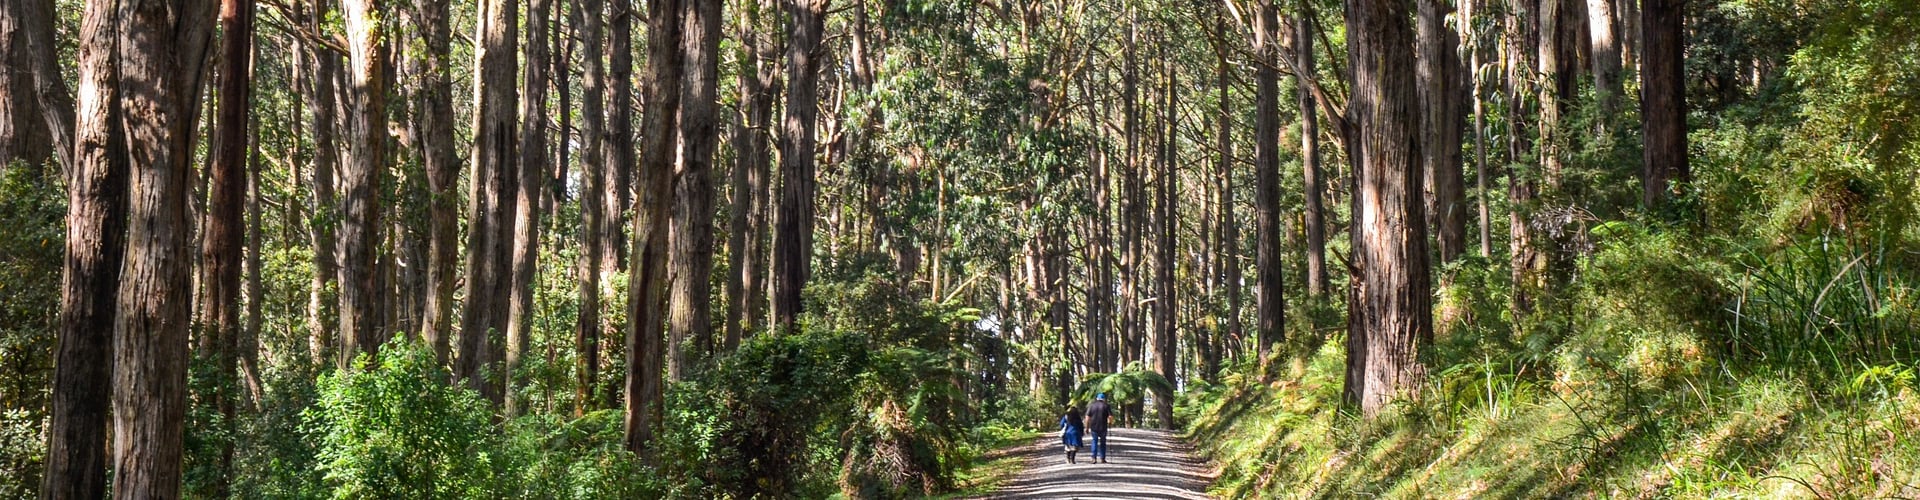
[1296,0,1328,300]
[7,0,75,172]
[304,0,341,367]
[338,0,389,364]
[1641,0,1687,211]
[506,0,553,417]
[1467,0,1491,258]
[43,1,129,495]
[1419,0,1467,265]
[604,0,635,275]
[414,0,460,364]
[1253,1,1286,360]
[461,0,518,398]
[1341,0,1431,416]
[628,0,684,452]
[0,3,54,172]
[770,0,827,330]
[1152,59,1177,429]
[243,125,263,405]
[1208,5,1234,379]
[1588,0,1621,117]
[574,0,608,413]
[725,0,775,351]
[669,0,722,379]
[111,0,216,495]
[1507,0,1542,319]
[200,0,253,491]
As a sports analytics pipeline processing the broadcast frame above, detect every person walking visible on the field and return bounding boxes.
[1086,393,1112,463]
[1059,404,1085,463]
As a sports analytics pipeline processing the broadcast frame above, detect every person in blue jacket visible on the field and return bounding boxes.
[1085,393,1112,463]
[1059,403,1085,464]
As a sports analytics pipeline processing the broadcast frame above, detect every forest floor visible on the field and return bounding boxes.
[970,428,1215,499]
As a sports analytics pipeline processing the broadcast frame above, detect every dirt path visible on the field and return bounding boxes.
[975,427,1213,499]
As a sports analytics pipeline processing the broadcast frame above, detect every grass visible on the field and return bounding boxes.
[937,427,1042,499]
[1180,342,1920,499]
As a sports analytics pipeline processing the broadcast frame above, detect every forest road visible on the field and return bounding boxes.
[977,427,1214,499]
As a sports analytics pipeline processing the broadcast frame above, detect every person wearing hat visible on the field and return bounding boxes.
[1085,393,1113,463]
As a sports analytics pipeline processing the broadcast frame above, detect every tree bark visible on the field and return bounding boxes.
[1253,1,1286,360]
[1641,0,1687,211]
[9,0,75,172]
[201,0,253,491]
[1507,0,1542,318]
[303,0,341,367]
[1588,0,1621,117]
[1152,58,1177,429]
[770,0,827,330]
[337,0,389,364]
[0,3,55,172]
[111,0,216,495]
[574,0,608,413]
[1208,4,1234,380]
[1419,0,1467,265]
[413,0,460,364]
[725,0,776,351]
[1341,0,1432,416]
[43,1,129,495]
[461,0,518,398]
[628,0,684,452]
[1296,0,1328,300]
[507,0,553,417]
[669,0,722,379]
[604,0,635,275]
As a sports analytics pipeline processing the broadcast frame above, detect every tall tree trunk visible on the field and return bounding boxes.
[0,3,54,172]
[414,0,460,363]
[1207,4,1234,380]
[1297,0,1328,300]
[1152,59,1177,429]
[669,0,722,379]
[1507,0,1542,319]
[338,0,389,364]
[1641,0,1687,211]
[1253,1,1286,361]
[725,0,775,351]
[305,0,341,367]
[43,1,130,495]
[628,0,684,452]
[1468,0,1491,258]
[1419,0,1467,265]
[201,0,254,490]
[604,0,635,275]
[574,0,608,413]
[461,0,519,398]
[242,123,263,405]
[111,0,216,495]
[507,0,553,417]
[1341,0,1431,416]
[770,0,827,330]
[10,0,76,172]
[1587,0,1621,117]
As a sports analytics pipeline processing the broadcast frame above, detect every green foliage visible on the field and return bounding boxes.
[1074,362,1174,411]
[0,166,61,496]
[306,339,503,498]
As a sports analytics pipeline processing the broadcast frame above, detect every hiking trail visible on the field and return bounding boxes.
[977,427,1214,499]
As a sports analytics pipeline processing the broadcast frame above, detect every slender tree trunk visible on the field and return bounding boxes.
[1507,0,1541,319]
[1341,0,1431,416]
[628,0,684,452]
[574,0,608,413]
[1419,0,1467,265]
[12,0,76,172]
[338,0,389,364]
[112,0,216,494]
[43,1,129,495]
[770,0,828,330]
[1208,5,1234,380]
[1253,1,1286,360]
[1468,0,1491,258]
[669,0,722,379]
[725,0,775,351]
[1152,60,1177,429]
[1296,0,1327,300]
[604,0,635,275]
[1641,0,1687,211]
[1588,0,1621,118]
[201,0,253,490]
[414,0,460,363]
[243,124,263,405]
[506,0,553,417]
[304,0,341,367]
[461,0,519,398]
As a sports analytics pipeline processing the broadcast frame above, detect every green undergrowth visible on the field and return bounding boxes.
[1182,225,1920,498]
